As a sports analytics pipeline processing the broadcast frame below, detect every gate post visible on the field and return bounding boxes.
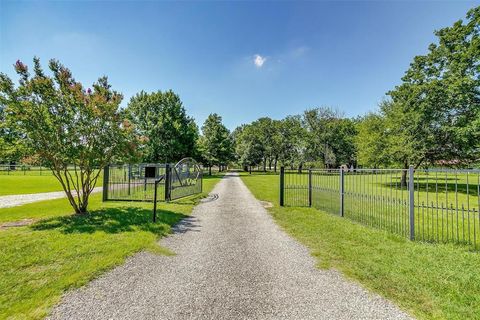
[308,169,312,207]
[409,165,415,240]
[102,165,109,202]
[340,169,345,217]
[165,164,171,202]
[280,166,285,206]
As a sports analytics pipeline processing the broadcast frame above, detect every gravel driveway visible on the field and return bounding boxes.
[48,173,412,320]
[0,187,102,209]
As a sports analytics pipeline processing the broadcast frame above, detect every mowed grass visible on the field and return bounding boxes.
[283,170,480,249]
[0,170,103,196]
[240,172,480,320]
[0,174,223,320]
[0,175,66,195]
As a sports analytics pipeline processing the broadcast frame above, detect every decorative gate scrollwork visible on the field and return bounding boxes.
[169,158,203,200]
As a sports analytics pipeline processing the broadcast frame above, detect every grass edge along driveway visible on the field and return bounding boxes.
[240,172,480,320]
[0,174,223,320]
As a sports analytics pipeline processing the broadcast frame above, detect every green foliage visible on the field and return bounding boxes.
[303,107,357,168]
[0,77,28,162]
[277,115,306,168]
[385,6,480,168]
[234,122,265,168]
[198,113,234,169]
[355,110,391,168]
[126,90,199,163]
[0,58,134,214]
[234,116,307,170]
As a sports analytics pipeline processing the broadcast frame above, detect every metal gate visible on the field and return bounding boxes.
[102,158,202,202]
[169,158,203,201]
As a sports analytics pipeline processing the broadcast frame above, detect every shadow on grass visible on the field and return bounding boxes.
[380,182,480,197]
[30,207,187,235]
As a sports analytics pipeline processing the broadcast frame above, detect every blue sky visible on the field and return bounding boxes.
[0,1,478,130]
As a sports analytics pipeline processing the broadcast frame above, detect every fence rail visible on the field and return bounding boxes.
[280,166,480,250]
[0,165,104,176]
[0,165,54,176]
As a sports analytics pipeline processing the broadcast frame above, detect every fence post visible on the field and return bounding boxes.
[409,165,415,240]
[308,169,312,207]
[340,169,345,217]
[102,165,109,201]
[165,164,171,202]
[153,179,159,222]
[127,165,131,195]
[280,166,285,206]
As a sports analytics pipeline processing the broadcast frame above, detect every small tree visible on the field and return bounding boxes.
[199,113,234,174]
[0,58,134,214]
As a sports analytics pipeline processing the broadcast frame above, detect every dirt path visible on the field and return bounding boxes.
[48,173,412,319]
[0,187,102,209]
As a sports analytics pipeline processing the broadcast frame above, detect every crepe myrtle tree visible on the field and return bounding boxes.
[0,58,136,214]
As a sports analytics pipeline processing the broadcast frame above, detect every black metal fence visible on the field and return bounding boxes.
[280,166,480,250]
[0,165,56,176]
[103,158,203,203]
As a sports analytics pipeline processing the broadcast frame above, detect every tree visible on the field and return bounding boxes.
[277,115,306,170]
[234,123,265,170]
[0,58,134,214]
[199,113,234,174]
[303,107,357,168]
[0,84,28,164]
[251,117,277,171]
[233,115,307,172]
[385,6,480,172]
[126,90,198,163]
[355,110,391,168]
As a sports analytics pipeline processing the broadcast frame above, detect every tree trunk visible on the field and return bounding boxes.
[263,157,267,172]
[274,158,277,172]
[209,165,212,176]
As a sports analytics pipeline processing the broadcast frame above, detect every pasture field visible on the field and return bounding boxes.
[241,172,480,320]
[0,171,104,196]
[0,174,223,320]
[0,175,68,195]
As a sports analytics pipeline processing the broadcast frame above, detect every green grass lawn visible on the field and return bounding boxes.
[0,175,67,195]
[240,172,480,320]
[0,174,223,320]
[0,173,104,196]
[281,170,480,249]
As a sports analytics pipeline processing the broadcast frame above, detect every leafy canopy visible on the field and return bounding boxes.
[0,58,134,214]
[199,113,234,167]
[126,90,198,163]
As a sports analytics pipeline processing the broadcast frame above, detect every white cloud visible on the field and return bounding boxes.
[253,54,266,68]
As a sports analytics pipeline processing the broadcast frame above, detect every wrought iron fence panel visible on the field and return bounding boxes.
[103,158,203,203]
[280,166,480,250]
[103,164,167,202]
